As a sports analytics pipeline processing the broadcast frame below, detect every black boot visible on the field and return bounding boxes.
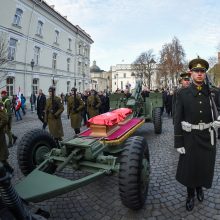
[186,187,195,211]
[12,135,17,144]
[196,187,204,202]
[74,128,80,135]
[186,196,194,211]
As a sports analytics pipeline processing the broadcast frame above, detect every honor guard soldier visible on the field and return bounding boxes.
[67,87,85,135]
[172,72,191,123]
[1,90,17,147]
[44,86,64,145]
[0,101,14,174]
[174,57,220,211]
[87,89,101,118]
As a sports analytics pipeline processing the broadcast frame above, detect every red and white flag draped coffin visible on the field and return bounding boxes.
[111,108,132,124]
[87,108,133,137]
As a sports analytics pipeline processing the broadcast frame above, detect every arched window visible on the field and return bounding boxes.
[67,58,70,72]
[52,53,57,69]
[36,20,43,36]
[6,77,14,96]
[54,30,59,44]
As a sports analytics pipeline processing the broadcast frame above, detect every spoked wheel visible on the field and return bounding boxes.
[17,129,57,176]
[119,136,150,210]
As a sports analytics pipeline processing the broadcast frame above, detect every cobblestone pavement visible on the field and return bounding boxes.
[8,109,220,220]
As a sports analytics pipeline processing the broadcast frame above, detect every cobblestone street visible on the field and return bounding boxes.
[8,109,220,220]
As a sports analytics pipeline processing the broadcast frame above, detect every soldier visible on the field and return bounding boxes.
[172,72,191,123]
[0,101,13,174]
[67,88,84,135]
[44,86,64,144]
[1,90,17,148]
[174,57,220,211]
[87,89,101,118]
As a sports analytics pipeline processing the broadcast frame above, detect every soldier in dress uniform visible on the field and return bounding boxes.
[67,88,85,135]
[174,57,220,211]
[44,86,64,144]
[1,90,17,147]
[87,89,101,118]
[0,101,14,174]
[172,72,191,123]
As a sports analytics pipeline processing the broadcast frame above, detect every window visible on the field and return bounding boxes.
[78,61,81,74]
[67,81,71,93]
[67,58,70,72]
[54,30,59,44]
[8,38,17,61]
[68,38,72,50]
[52,53,57,69]
[124,73,126,78]
[121,81,123,90]
[36,20,43,36]
[34,46,40,65]
[6,77,14,96]
[32,79,39,94]
[13,8,23,26]
[78,44,81,55]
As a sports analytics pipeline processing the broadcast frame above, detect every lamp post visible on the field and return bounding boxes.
[149,58,156,90]
[82,73,85,92]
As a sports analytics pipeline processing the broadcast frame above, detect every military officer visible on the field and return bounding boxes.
[44,86,64,144]
[1,90,17,147]
[172,72,191,123]
[67,88,85,135]
[174,57,219,211]
[0,101,13,174]
[87,89,101,118]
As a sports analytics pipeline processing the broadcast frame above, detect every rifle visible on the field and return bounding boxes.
[205,74,219,121]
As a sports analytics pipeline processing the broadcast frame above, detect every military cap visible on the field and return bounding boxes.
[71,87,77,92]
[48,86,56,92]
[189,57,209,71]
[1,90,7,95]
[180,72,191,78]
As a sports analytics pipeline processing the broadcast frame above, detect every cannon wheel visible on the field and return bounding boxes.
[153,107,162,134]
[17,129,57,176]
[119,136,150,210]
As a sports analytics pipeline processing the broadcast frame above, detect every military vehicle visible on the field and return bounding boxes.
[109,79,163,134]
[0,79,161,219]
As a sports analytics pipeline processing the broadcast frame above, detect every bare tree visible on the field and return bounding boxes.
[158,37,185,87]
[208,56,218,85]
[0,32,8,66]
[131,49,156,89]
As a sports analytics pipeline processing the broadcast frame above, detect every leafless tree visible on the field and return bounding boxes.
[0,32,8,66]
[208,56,218,85]
[131,49,156,89]
[158,37,185,87]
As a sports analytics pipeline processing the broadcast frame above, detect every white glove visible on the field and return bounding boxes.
[177,147,186,154]
[212,120,220,129]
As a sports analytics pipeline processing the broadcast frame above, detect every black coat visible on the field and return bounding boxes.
[37,94,46,114]
[174,83,216,188]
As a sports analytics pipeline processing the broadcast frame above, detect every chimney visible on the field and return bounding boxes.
[50,5,55,9]
[218,52,220,64]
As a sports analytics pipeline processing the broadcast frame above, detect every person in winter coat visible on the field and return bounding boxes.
[30,92,36,112]
[20,94,26,115]
[87,89,101,118]
[15,96,22,121]
[67,88,84,135]
[174,57,219,211]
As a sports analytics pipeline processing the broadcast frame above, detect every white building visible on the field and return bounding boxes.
[111,64,158,92]
[0,0,93,98]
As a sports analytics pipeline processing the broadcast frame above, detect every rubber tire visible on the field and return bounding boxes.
[119,136,150,210]
[17,129,57,176]
[153,107,162,134]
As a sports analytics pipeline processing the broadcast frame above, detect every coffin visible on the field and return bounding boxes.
[88,112,120,137]
[112,108,132,125]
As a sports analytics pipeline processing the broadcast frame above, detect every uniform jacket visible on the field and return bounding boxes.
[45,96,64,138]
[0,104,8,161]
[87,95,101,118]
[174,83,216,188]
[67,95,85,129]
[37,93,46,114]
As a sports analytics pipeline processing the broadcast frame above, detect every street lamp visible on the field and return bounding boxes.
[31,59,35,71]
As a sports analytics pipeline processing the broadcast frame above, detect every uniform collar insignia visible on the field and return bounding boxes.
[190,83,209,96]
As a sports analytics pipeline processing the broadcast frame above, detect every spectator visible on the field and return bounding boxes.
[37,89,46,125]
[30,92,36,113]
[20,94,26,115]
[15,96,22,121]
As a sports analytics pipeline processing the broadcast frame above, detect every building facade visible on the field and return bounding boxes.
[0,0,93,98]
[111,64,158,92]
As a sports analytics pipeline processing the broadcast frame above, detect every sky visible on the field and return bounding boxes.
[46,0,220,71]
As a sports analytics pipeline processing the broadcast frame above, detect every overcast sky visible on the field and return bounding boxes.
[46,0,220,71]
